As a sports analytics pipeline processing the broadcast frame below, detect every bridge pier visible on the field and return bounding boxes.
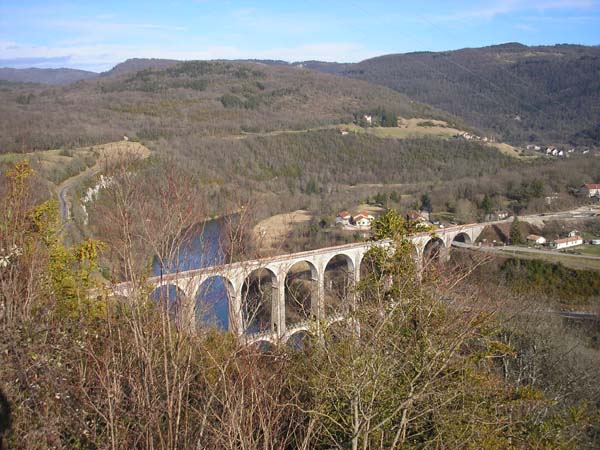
[275,271,286,337]
[352,255,362,309]
[315,269,325,320]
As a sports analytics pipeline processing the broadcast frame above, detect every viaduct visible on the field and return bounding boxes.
[112,224,486,345]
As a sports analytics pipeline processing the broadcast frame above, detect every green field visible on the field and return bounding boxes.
[563,244,600,257]
[498,247,600,271]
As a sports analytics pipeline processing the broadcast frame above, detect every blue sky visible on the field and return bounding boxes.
[1,0,599,72]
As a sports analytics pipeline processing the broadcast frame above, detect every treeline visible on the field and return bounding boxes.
[150,129,598,223]
[501,258,600,306]
[157,130,515,190]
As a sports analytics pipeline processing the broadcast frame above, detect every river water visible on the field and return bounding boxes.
[150,219,231,330]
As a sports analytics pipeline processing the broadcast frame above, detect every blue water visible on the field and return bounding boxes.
[150,219,230,330]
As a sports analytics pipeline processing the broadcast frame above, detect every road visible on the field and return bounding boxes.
[452,241,600,261]
[57,165,101,224]
[518,206,600,227]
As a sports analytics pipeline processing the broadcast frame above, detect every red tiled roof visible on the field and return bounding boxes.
[583,183,600,190]
[554,236,582,244]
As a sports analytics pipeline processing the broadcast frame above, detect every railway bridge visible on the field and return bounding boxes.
[112,223,486,344]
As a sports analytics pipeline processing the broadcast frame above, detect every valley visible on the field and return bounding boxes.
[1,39,599,449]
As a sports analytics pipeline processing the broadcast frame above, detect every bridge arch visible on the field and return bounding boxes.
[242,267,276,335]
[285,260,318,327]
[195,275,235,331]
[285,329,312,351]
[451,232,472,245]
[423,237,446,262]
[324,253,355,316]
[250,339,277,354]
[150,283,187,318]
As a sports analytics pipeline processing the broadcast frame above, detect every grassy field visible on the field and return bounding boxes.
[563,245,600,257]
[337,121,526,159]
[498,247,600,271]
[0,140,151,185]
[253,209,315,254]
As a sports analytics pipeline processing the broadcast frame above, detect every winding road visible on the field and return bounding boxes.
[57,165,101,224]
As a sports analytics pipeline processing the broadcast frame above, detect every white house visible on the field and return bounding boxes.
[550,236,583,250]
[335,211,352,226]
[580,183,600,198]
[526,234,546,245]
[363,115,372,125]
[353,211,375,228]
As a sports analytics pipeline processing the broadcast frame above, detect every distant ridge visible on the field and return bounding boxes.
[0,58,181,85]
[297,43,600,146]
[0,67,97,85]
[99,58,179,77]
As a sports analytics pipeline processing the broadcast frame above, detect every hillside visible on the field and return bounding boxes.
[0,67,97,85]
[0,60,451,152]
[99,58,179,77]
[300,43,600,147]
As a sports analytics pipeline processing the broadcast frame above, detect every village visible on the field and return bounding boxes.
[334,183,600,258]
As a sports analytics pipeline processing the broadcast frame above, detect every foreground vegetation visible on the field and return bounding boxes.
[1,165,597,448]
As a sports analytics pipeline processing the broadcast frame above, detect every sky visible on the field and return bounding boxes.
[1,0,599,72]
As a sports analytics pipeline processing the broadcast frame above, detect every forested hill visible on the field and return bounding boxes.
[0,59,182,85]
[99,58,179,77]
[299,43,600,147]
[0,67,97,85]
[0,60,450,152]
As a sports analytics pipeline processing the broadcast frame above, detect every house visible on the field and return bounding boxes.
[580,183,600,197]
[406,210,428,222]
[335,211,352,226]
[550,236,583,250]
[353,211,374,228]
[558,150,565,157]
[568,230,580,238]
[489,210,510,220]
[340,129,349,136]
[363,115,372,125]
[526,234,546,245]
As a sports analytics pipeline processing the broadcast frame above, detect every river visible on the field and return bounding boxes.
[150,219,231,330]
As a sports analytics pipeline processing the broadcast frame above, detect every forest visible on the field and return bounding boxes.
[0,60,447,153]
[303,43,600,146]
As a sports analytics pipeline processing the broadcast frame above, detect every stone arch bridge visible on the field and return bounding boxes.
[112,224,485,344]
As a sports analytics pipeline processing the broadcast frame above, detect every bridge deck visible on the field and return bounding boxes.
[139,223,482,284]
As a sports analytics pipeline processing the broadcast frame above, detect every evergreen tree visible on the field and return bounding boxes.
[510,216,524,245]
[481,194,493,215]
[420,193,432,212]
